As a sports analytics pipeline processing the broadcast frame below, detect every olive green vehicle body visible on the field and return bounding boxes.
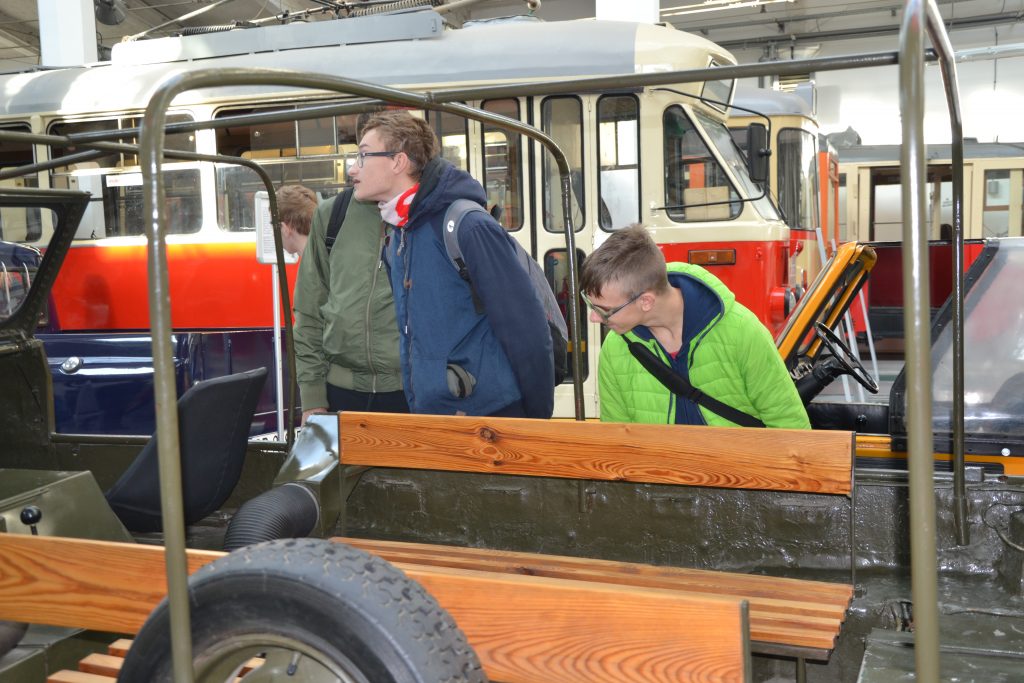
[4,16,1024,674]
[3,190,1024,683]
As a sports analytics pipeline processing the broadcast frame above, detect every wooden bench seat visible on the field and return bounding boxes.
[338,536,852,656]
[0,534,752,683]
[338,411,857,667]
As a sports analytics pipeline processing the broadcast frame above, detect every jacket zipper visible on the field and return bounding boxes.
[401,228,414,405]
[365,223,387,394]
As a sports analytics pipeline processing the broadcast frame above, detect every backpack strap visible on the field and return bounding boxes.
[324,187,354,255]
[442,198,489,315]
[625,337,766,428]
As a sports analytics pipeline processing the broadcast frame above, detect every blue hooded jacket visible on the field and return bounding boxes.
[385,158,554,418]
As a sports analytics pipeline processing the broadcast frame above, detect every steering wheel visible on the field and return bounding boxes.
[814,322,879,394]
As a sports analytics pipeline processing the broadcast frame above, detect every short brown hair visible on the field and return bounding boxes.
[360,110,439,180]
[275,184,318,236]
[580,224,670,298]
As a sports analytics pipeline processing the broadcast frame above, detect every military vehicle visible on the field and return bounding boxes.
[2,1,1023,681]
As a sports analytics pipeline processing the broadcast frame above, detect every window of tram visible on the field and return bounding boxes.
[214,105,468,231]
[545,248,588,382]
[777,128,819,231]
[481,99,523,231]
[49,115,201,239]
[597,95,640,231]
[663,106,741,222]
[0,124,43,243]
[215,106,356,231]
[837,173,850,242]
[541,96,584,233]
[982,169,1024,238]
[424,110,468,173]
[869,167,953,241]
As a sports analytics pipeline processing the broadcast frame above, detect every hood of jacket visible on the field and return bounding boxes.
[403,157,488,229]
[628,262,737,361]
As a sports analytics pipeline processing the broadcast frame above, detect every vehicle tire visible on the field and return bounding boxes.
[0,620,28,658]
[118,538,487,683]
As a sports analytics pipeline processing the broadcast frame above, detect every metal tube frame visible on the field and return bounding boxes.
[57,49,930,152]
[924,0,969,547]
[899,1,943,680]
[138,68,582,681]
[0,129,300,451]
[0,26,963,679]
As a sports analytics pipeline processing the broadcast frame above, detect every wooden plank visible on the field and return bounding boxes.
[399,562,750,683]
[77,653,121,677]
[46,672,115,683]
[339,537,850,651]
[339,412,854,495]
[0,534,749,683]
[339,538,853,603]
[106,639,132,657]
[0,534,221,633]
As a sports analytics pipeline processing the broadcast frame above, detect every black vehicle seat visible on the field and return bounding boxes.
[806,400,889,433]
[105,367,268,533]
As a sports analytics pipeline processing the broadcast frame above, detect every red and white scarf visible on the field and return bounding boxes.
[379,184,418,228]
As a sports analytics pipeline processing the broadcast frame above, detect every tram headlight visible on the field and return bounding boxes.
[769,286,796,325]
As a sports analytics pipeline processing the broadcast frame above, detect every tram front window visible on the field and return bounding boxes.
[695,109,780,222]
[777,127,819,231]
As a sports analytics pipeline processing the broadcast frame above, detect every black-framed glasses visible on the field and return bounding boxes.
[355,150,396,167]
[581,290,643,322]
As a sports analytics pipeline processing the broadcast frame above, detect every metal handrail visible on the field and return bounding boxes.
[0,128,300,451]
[924,0,969,548]
[138,68,581,682]
[899,1,946,679]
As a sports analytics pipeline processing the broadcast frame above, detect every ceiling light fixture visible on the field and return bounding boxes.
[94,0,127,26]
[661,0,795,19]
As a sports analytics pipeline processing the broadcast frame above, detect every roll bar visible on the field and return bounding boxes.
[137,69,582,682]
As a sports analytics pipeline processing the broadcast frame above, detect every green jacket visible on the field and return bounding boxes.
[293,195,402,410]
[598,263,810,429]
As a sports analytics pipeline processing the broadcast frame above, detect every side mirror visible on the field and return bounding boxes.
[746,123,770,185]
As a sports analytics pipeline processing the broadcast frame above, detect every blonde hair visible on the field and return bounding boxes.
[275,184,318,236]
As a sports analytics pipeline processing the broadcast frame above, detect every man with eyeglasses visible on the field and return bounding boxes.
[580,225,808,428]
[348,110,554,418]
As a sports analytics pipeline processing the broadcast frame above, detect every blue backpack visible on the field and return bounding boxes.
[441,199,569,386]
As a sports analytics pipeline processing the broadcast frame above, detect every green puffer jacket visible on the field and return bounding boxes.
[598,262,810,429]
[293,195,402,410]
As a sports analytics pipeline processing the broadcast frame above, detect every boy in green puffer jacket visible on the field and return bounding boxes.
[580,225,809,429]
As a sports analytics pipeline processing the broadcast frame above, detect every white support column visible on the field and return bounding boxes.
[595,0,660,23]
[38,0,98,66]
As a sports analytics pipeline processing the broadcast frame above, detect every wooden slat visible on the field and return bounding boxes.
[0,534,748,683]
[391,562,749,683]
[339,537,851,651]
[339,412,854,495]
[61,647,261,683]
[340,538,852,602]
[46,672,115,683]
[77,653,122,677]
[0,534,221,633]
